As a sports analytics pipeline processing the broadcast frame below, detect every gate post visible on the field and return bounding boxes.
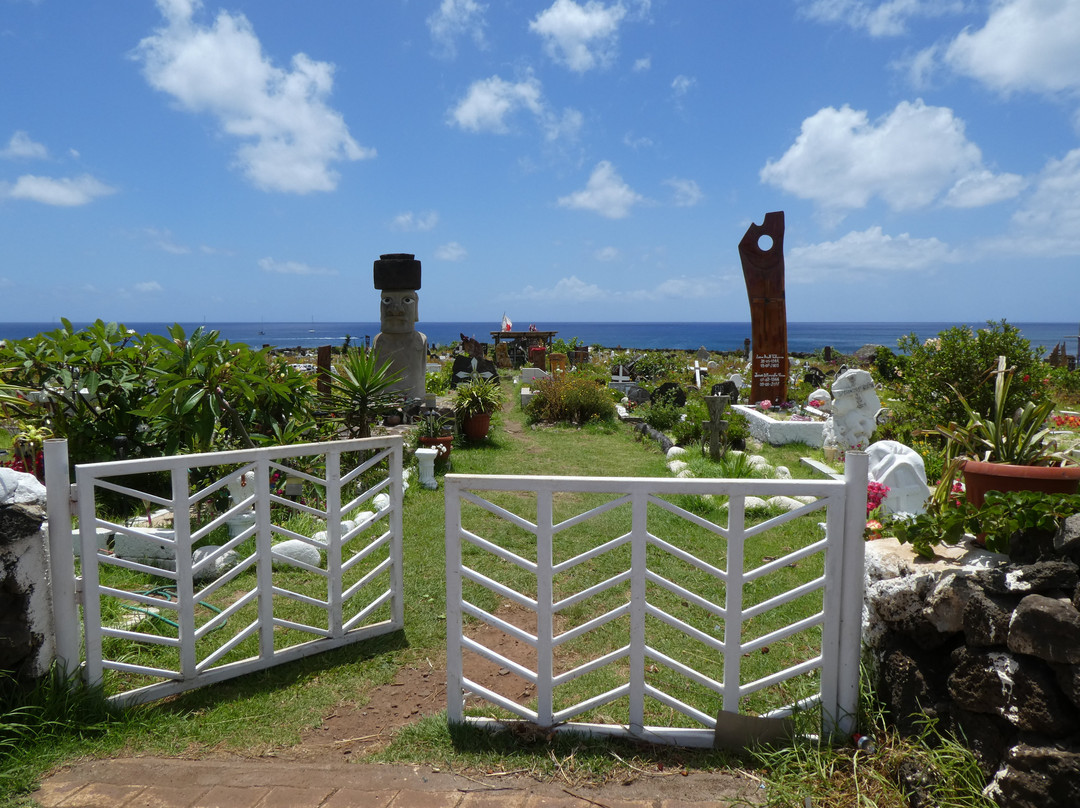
[45,438,81,676]
[834,451,868,737]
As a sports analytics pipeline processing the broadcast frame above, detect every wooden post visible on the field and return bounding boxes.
[739,211,788,405]
[703,395,729,461]
[317,345,332,396]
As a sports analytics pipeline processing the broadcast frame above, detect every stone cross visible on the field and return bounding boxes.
[611,364,632,384]
[703,395,730,461]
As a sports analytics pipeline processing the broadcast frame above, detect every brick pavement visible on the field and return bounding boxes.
[33,757,762,807]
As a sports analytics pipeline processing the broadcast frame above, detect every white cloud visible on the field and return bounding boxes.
[623,132,653,150]
[427,0,487,58]
[258,257,337,275]
[135,281,164,293]
[944,170,1025,208]
[944,0,1080,96]
[595,246,619,261]
[671,74,695,97]
[664,177,703,207]
[1005,148,1080,255]
[136,0,372,194]
[760,99,1017,215]
[392,210,440,231]
[799,0,965,38]
[530,0,627,73]
[789,226,959,280]
[448,74,581,140]
[144,227,191,254]
[521,274,607,302]
[1,131,48,160]
[449,75,543,133]
[435,242,467,261]
[3,174,116,206]
[633,56,651,72]
[558,161,643,218]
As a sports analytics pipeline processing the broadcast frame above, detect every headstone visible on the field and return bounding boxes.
[703,395,730,460]
[316,345,332,396]
[823,346,832,362]
[549,352,568,374]
[867,440,930,515]
[823,369,880,455]
[730,373,744,389]
[652,382,686,407]
[450,354,498,388]
[371,253,426,401]
[739,211,788,405]
[802,367,826,389]
[696,346,710,363]
[626,384,651,406]
[711,380,739,404]
[807,388,832,412]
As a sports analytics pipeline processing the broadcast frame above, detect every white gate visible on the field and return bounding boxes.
[445,454,868,746]
[46,437,404,706]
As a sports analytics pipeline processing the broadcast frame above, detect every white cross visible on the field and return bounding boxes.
[693,361,704,388]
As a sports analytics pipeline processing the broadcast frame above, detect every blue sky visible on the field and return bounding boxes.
[1,0,1078,325]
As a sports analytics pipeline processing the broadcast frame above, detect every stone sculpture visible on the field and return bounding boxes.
[866,440,931,515]
[371,253,426,401]
[823,369,880,455]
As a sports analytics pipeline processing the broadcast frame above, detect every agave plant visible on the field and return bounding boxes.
[321,347,402,438]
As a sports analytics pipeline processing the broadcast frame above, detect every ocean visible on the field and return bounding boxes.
[1,321,1077,356]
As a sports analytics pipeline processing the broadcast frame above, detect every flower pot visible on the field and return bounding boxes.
[461,412,492,441]
[960,459,1080,507]
[418,435,453,461]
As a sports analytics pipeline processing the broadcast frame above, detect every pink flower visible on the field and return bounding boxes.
[865,520,884,541]
[866,481,890,514]
[759,399,772,410]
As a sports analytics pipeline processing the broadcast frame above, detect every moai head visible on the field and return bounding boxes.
[373,253,421,334]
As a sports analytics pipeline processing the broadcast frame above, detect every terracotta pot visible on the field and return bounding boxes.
[960,459,1080,507]
[461,412,492,441]
[418,435,453,461]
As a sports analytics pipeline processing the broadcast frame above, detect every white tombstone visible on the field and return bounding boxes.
[824,369,880,454]
[867,440,931,515]
[807,388,832,412]
[729,373,744,389]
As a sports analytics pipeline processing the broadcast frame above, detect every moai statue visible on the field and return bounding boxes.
[372,253,427,401]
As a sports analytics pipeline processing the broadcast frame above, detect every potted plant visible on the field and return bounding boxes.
[415,410,454,460]
[936,356,1080,506]
[452,376,504,440]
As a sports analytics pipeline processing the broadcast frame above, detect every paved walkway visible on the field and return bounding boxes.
[34,757,763,807]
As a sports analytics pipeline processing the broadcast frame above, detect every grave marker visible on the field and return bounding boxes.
[739,211,788,405]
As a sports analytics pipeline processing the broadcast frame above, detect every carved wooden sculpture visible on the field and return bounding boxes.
[739,211,788,405]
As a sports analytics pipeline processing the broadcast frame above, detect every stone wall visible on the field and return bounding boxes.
[864,526,1080,808]
[0,467,55,680]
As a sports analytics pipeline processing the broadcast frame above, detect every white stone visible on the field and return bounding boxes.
[867,440,931,515]
[766,496,805,512]
[0,467,46,506]
[113,528,175,564]
[667,460,689,474]
[733,405,825,448]
[373,493,391,512]
[676,468,694,478]
[272,539,322,570]
[744,496,769,510]
[192,546,240,583]
[311,522,357,545]
[666,446,688,458]
[775,465,792,479]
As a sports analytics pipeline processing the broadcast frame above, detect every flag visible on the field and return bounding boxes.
[501,312,512,331]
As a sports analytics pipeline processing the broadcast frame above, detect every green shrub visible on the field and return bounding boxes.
[872,345,905,382]
[896,320,1047,431]
[527,373,615,424]
[1048,366,1080,406]
[640,398,681,433]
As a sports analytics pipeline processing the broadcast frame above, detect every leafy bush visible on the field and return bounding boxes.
[872,345,905,382]
[896,320,1047,431]
[640,398,681,432]
[629,351,679,381]
[1047,366,1080,406]
[527,373,615,424]
[671,398,707,446]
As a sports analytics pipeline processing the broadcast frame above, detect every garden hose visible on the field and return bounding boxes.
[121,585,226,633]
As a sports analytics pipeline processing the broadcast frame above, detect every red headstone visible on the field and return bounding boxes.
[739,212,788,405]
